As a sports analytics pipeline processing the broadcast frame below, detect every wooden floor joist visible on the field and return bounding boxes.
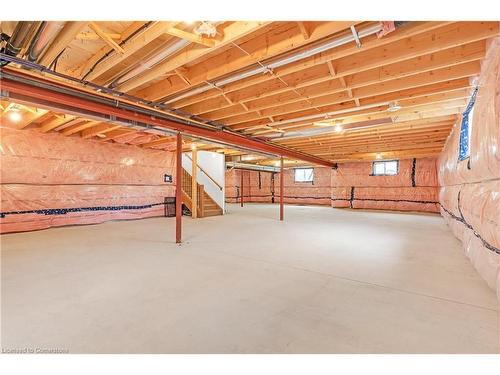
[1,20,494,163]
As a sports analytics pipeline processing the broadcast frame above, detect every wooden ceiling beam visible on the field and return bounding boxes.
[253,106,463,137]
[62,120,101,136]
[52,118,87,132]
[239,41,484,112]
[169,21,453,109]
[139,136,176,148]
[200,54,479,122]
[89,22,125,54]
[279,125,455,146]
[255,86,465,135]
[326,148,444,162]
[223,63,476,129]
[81,22,177,81]
[38,22,89,67]
[12,108,49,129]
[174,21,495,119]
[185,37,486,117]
[296,133,451,149]
[134,21,357,100]
[118,21,272,93]
[164,27,215,47]
[81,123,122,139]
[311,140,447,154]
[101,128,139,141]
[39,115,76,133]
[296,22,311,40]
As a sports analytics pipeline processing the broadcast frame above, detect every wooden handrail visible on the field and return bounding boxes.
[185,154,223,190]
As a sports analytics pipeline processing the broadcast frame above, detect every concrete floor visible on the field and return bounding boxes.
[1,204,498,353]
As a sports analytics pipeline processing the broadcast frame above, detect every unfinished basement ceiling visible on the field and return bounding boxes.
[1,21,497,164]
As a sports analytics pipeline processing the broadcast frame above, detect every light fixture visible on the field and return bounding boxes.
[314,117,334,127]
[376,153,382,159]
[334,123,343,133]
[387,102,402,112]
[194,21,218,37]
[7,108,22,123]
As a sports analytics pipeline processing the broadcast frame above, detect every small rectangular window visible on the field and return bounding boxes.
[372,160,399,176]
[459,87,478,161]
[294,168,314,182]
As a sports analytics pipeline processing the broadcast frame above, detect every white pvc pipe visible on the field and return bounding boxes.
[165,23,383,104]
[115,38,190,87]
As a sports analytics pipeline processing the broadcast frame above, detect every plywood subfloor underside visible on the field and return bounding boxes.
[1,204,498,353]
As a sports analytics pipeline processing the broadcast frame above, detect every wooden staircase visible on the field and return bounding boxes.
[181,169,223,218]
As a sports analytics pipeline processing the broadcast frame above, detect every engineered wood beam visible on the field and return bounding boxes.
[220,61,477,127]
[62,120,101,136]
[165,21,452,107]
[39,115,75,133]
[133,21,356,98]
[89,22,125,54]
[38,22,89,67]
[267,107,462,137]
[118,21,273,92]
[297,22,310,40]
[7,108,48,129]
[173,21,496,118]
[182,34,487,116]
[165,27,215,47]
[77,22,170,80]
[81,123,122,138]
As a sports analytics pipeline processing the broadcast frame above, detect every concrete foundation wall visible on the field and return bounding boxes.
[0,125,176,234]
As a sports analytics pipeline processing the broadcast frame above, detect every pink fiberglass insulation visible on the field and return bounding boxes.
[331,158,440,213]
[0,125,176,234]
[225,167,332,205]
[438,37,500,298]
[226,158,439,213]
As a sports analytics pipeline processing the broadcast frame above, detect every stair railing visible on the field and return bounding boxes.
[184,154,223,191]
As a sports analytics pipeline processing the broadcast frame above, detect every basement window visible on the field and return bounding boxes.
[458,87,478,161]
[294,168,314,182]
[372,160,399,176]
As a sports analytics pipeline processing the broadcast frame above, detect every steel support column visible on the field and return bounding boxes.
[240,170,244,207]
[280,157,284,221]
[175,133,182,243]
[191,146,198,219]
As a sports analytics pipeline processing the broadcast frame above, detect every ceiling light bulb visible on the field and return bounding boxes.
[376,153,382,159]
[388,102,402,112]
[334,124,343,133]
[8,109,22,123]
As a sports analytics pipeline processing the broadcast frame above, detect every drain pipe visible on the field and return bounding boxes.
[27,22,66,62]
[164,22,388,104]
[112,38,190,88]
[0,21,39,66]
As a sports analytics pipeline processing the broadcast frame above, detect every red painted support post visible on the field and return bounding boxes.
[280,157,284,221]
[175,133,182,243]
[240,170,244,207]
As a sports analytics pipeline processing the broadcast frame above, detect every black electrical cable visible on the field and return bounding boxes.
[81,21,153,81]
